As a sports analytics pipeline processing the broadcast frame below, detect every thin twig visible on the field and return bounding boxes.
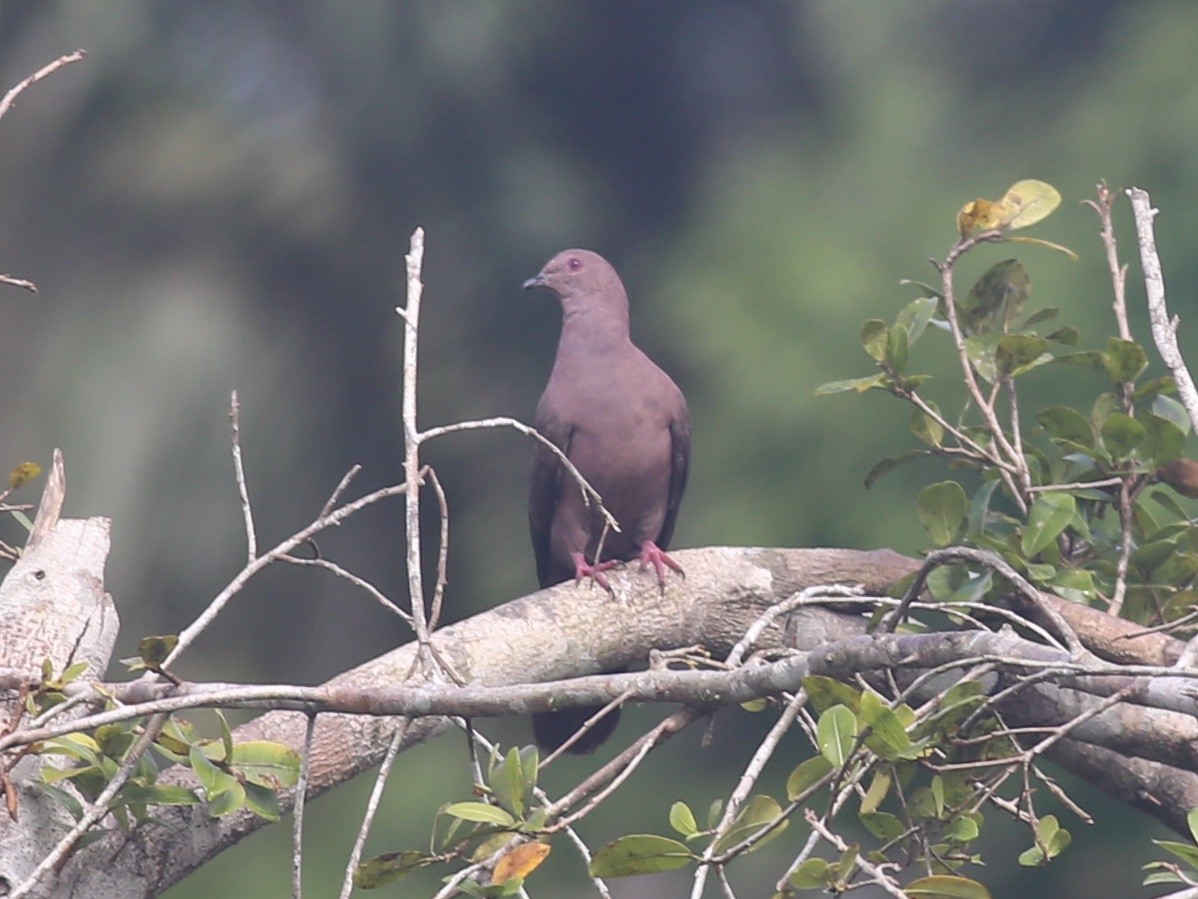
[399,228,434,663]
[692,691,806,898]
[229,390,257,562]
[0,49,85,123]
[320,465,362,518]
[166,481,408,665]
[282,554,412,625]
[420,416,620,536]
[292,712,318,899]
[424,466,450,632]
[804,810,909,898]
[9,713,166,899]
[935,234,1032,508]
[1128,187,1198,433]
[338,720,410,899]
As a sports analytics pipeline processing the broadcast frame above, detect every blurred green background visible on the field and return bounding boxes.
[2,2,1196,896]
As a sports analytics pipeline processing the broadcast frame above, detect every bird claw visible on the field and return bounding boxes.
[571,552,621,592]
[638,541,684,591]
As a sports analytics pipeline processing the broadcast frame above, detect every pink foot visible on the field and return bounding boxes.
[638,541,685,590]
[571,551,621,592]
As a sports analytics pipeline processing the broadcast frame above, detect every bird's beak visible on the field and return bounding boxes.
[522,272,547,291]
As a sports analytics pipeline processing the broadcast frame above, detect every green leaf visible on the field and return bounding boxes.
[917,481,968,547]
[1187,807,1198,843]
[215,714,233,762]
[864,451,932,489]
[911,407,944,447]
[861,320,889,362]
[1036,406,1093,447]
[206,781,245,817]
[444,802,517,828]
[785,755,833,802]
[885,323,909,375]
[669,802,698,838]
[241,780,283,822]
[1154,838,1198,869]
[859,769,892,814]
[1021,493,1075,557]
[815,374,889,395]
[136,635,178,670]
[859,811,906,841]
[789,858,833,890]
[803,676,861,714]
[1152,394,1192,435]
[1104,337,1148,383]
[943,814,981,843]
[713,795,786,854]
[189,746,235,798]
[1134,376,1177,402]
[817,705,857,767]
[1054,349,1107,373]
[589,835,693,878]
[963,259,1030,333]
[1101,413,1146,460]
[1044,325,1078,345]
[1019,815,1071,865]
[354,851,438,889]
[230,741,301,789]
[995,334,1048,376]
[906,874,993,898]
[896,296,938,343]
[858,691,913,759]
[492,747,526,819]
[966,479,1001,537]
[1143,414,1186,465]
[1021,306,1059,329]
[964,336,998,383]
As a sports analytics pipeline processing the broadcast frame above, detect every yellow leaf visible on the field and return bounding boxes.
[957,180,1062,237]
[999,179,1061,229]
[492,841,551,884]
[957,198,1005,236]
[8,461,41,491]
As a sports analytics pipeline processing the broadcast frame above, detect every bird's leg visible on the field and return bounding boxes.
[638,541,685,590]
[570,551,621,592]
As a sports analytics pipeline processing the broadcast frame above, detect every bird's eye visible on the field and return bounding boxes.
[567,257,582,271]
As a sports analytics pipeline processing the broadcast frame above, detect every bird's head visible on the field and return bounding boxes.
[522,249,622,301]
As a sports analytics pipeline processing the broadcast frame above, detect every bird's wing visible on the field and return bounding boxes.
[656,393,691,550]
[529,405,574,588]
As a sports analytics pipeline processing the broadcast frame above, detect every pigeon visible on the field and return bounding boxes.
[523,248,691,752]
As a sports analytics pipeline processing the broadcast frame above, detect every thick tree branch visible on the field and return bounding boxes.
[6,544,1198,895]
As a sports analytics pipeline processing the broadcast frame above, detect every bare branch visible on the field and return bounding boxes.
[1128,187,1198,433]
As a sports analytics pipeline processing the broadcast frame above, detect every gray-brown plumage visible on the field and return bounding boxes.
[523,249,690,753]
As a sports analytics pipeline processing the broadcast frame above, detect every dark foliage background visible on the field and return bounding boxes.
[2,2,1196,896]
